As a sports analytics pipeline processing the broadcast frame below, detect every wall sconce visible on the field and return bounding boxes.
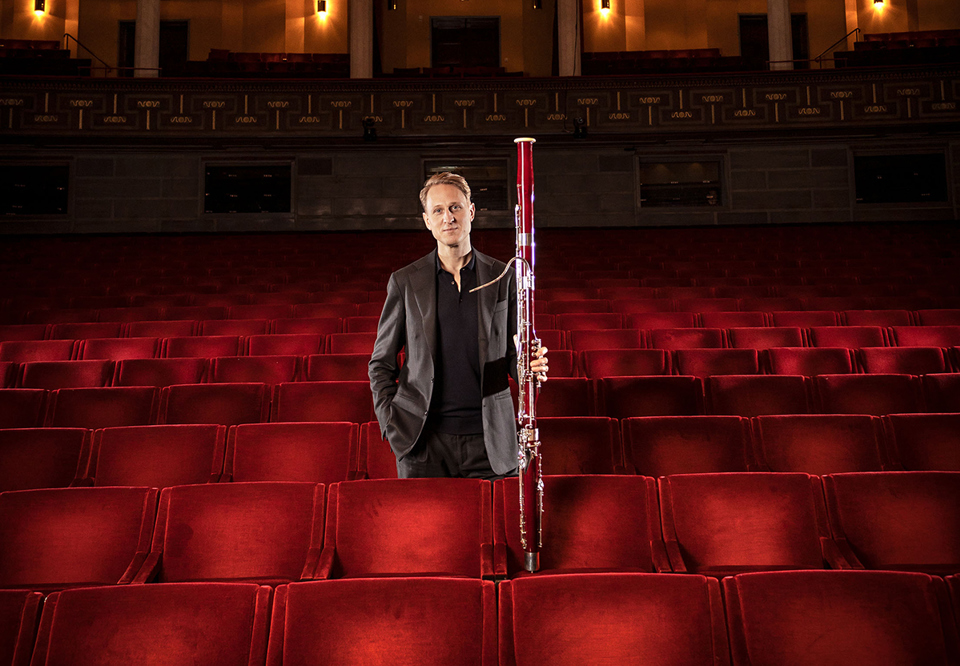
[34,0,45,15]
[388,0,397,9]
[317,0,326,14]
[362,116,377,141]
[533,0,541,8]
[601,0,610,11]
[873,0,883,4]
[573,116,587,139]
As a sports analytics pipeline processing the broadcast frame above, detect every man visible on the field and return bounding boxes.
[369,172,548,479]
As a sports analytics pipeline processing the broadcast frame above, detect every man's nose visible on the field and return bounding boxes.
[443,209,456,223]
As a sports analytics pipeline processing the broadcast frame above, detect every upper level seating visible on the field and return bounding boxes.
[835,29,960,68]
[582,48,743,75]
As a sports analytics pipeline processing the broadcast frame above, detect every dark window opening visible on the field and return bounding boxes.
[431,17,500,69]
[423,160,509,211]
[639,161,722,208]
[0,165,69,215]
[204,164,292,214]
[739,14,809,70]
[854,154,948,204]
[118,20,190,78]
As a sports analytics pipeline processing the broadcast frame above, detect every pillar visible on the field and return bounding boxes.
[134,0,160,77]
[349,0,372,79]
[767,0,794,71]
[558,0,581,76]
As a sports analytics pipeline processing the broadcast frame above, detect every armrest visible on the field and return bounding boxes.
[663,538,687,573]
[493,542,509,580]
[650,539,672,573]
[300,547,323,581]
[129,551,161,584]
[480,542,495,580]
[822,536,864,570]
[310,546,336,580]
[346,470,367,481]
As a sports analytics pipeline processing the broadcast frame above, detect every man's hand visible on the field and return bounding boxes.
[531,346,549,383]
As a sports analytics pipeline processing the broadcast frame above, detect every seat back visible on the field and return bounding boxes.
[622,416,755,475]
[224,422,358,484]
[706,375,812,416]
[752,414,888,474]
[536,416,621,474]
[883,413,960,471]
[271,381,375,423]
[160,383,269,425]
[0,427,89,492]
[815,374,926,416]
[45,387,160,429]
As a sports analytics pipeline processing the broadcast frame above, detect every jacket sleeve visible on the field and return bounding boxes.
[368,271,405,436]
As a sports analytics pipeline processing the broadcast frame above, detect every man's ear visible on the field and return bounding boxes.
[422,211,431,228]
[468,202,476,221]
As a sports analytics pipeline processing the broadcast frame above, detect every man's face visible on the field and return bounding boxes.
[423,183,474,249]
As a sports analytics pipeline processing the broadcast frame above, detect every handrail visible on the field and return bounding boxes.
[63,33,113,73]
[814,27,861,67]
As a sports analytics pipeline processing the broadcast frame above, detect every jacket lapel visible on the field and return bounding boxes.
[475,250,499,363]
[411,250,438,360]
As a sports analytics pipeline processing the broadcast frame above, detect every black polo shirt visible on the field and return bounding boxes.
[430,252,483,434]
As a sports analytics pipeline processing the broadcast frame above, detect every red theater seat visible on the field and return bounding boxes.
[315,479,493,579]
[858,346,949,374]
[271,381,375,423]
[199,319,270,336]
[706,375,812,416]
[133,482,325,585]
[30,583,270,666]
[536,417,621,474]
[659,472,840,576]
[97,306,164,323]
[209,355,300,385]
[809,326,889,348]
[499,573,729,665]
[624,312,698,329]
[752,414,888,474]
[599,376,704,418]
[163,305,226,321]
[224,422,358,484]
[0,589,42,666]
[49,322,123,340]
[0,340,76,363]
[843,309,913,326]
[884,413,960,471]
[0,486,158,591]
[293,303,358,318]
[815,373,925,415]
[357,421,398,480]
[83,424,226,487]
[923,373,960,412]
[0,390,47,428]
[125,320,198,337]
[675,297,739,313]
[892,325,960,347]
[0,324,48,342]
[531,377,594,417]
[113,357,207,387]
[0,427,89,492]
[568,329,643,353]
[160,383,269,425]
[325,332,376,354]
[727,327,805,350]
[766,347,857,375]
[248,333,325,356]
[229,303,295,319]
[543,349,576,377]
[916,309,960,326]
[45,387,160,429]
[0,363,13,388]
[271,319,341,338]
[555,313,622,331]
[621,416,755,476]
[674,349,761,377]
[305,354,370,381]
[700,312,768,328]
[772,310,841,327]
[648,328,724,350]
[580,349,670,378]
[342,315,380,333]
[723,570,959,666]
[162,335,243,358]
[267,578,496,666]
[18,360,114,389]
[494,475,668,577]
[78,337,161,361]
[823,471,960,575]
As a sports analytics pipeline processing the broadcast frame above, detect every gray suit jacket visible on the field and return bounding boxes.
[368,248,518,475]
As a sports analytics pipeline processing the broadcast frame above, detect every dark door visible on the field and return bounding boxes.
[739,13,809,70]
[117,20,189,77]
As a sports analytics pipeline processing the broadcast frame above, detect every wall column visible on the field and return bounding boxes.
[767,0,793,70]
[558,0,581,77]
[134,0,160,77]
[349,0,372,79]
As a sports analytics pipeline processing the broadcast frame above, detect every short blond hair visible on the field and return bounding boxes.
[419,172,472,212]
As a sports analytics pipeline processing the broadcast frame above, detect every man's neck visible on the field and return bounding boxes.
[436,240,473,276]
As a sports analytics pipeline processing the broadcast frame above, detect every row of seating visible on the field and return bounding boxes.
[5,570,959,665]
[2,411,957,493]
[2,473,958,591]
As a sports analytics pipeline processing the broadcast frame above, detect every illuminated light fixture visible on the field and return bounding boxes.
[533,0,541,8]
[873,0,883,3]
[317,0,326,14]
[388,0,397,8]
[34,0,45,14]
[601,0,610,11]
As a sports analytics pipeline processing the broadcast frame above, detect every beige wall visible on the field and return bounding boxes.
[1,0,66,42]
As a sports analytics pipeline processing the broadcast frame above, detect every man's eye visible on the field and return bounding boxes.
[451,205,461,211]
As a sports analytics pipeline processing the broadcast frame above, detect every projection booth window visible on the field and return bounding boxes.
[638,160,723,208]
[204,163,293,214]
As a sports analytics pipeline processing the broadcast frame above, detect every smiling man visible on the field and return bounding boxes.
[369,172,547,479]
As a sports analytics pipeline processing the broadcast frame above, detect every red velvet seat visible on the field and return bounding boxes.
[133,482,325,585]
[530,377,594,417]
[727,326,805,350]
[112,357,208,387]
[568,328,643,353]
[199,318,270,336]
[609,298,675,314]
[555,313,622,331]
[247,333,325,355]
[83,424,226,487]
[598,376,704,418]
[271,381,375,423]
[267,578,496,666]
[621,416,755,476]
[229,303,295,319]
[98,306,165,323]
[706,375,812,416]
[499,573,730,665]
[209,355,301,384]
[49,322,123,340]
[674,297,739,312]
[124,319,198,337]
[305,353,370,381]
[809,326,889,348]
[674,348,761,377]
[752,414,888,474]
[815,373,926,415]
[0,324,48,343]
[0,363,13,388]
[316,478,493,579]
[580,348,670,378]
[739,297,803,312]
[357,421,398,479]
[0,340,76,363]
[0,390,47,428]
[823,471,960,575]
[0,486,158,591]
[923,373,960,412]
[18,360,114,389]
[0,589,42,666]
[700,311,768,328]
[892,325,960,347]
[160,382,269,425]
[45,387,160,429]
[543,349,577,377]
[659,472,840,576]
[292,303,358,319]
[766,347,857,375]
[843,309,913,326]
[723,570,960,666]
[163,305,227,321]
[77,337,161,361]
[536,416,621,474]
[648,328,724,350]
[858,346,949,374]
[224,422,358,484]
[884,413,960,471]
[0,427,89,492]
[325,332,376,354]
[494,475,668,577]
[771,310,841,326]
[342,315,381,333]
[24,309,97,325]
[162,335,243,358]
[624,311,698,329]
[31,583,271,666]
[916,309,960,326]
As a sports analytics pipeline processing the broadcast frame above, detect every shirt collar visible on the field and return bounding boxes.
[435,250,476,275]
